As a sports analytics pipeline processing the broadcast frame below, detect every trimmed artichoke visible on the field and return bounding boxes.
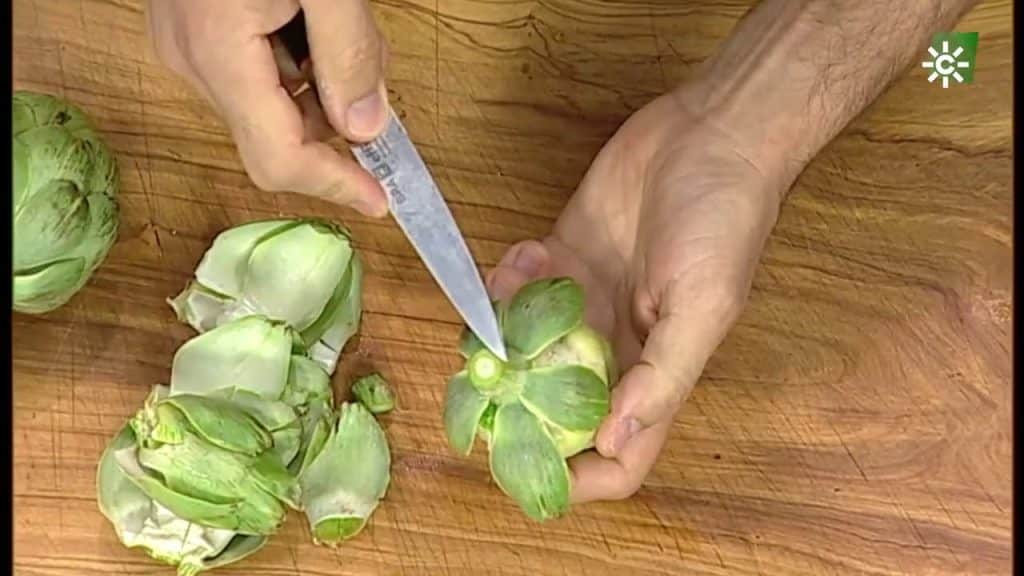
[168,218,362,374]
[443,277,617,521]
[98,314,391,572]
[13,90,119,314]
[351,373,395,414]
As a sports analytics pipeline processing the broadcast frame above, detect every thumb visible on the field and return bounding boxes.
[596,280,746,458]
[301,0,389,141]
[484,240,551,300]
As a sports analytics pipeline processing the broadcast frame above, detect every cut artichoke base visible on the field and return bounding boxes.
[443,277,619,522]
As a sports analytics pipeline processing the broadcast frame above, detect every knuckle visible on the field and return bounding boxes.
[245,157,297,192]
[324,34,383,85]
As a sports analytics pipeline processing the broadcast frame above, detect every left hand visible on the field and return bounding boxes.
[486,88,789,502]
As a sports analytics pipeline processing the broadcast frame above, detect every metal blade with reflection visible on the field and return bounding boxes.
[350,112,507,361]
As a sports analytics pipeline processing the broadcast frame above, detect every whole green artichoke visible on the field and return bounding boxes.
[443,277,618,521]
[12,90,119,314]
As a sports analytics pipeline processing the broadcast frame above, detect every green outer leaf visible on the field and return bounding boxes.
[133,436,290,535]
[519,364,609,433]
[192,219,299,299]
[501,278,584,359]
[442,371,490,456]
[97,415,263,574]
[113,445,243,532]
[488,402,571,522]
[351,373,395,414]
[167,281,231,333]
[306,250,362,374]
[281,355,332,408]
[299,402,390,544]
[240,222,352,332]
[161,395,273,456]
[195,535,268,573]
[170,316,292,400]
[13,177,90,270]
[290,405,332,477]
[12,257,86,314]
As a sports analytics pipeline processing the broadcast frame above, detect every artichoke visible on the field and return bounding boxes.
[443,277,617,521]
[351,373,395,414]
[168,218,362,374]
[98,315,391,573]
[12,90,119,314]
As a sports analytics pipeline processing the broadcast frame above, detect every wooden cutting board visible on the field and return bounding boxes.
[13,1,1012,574]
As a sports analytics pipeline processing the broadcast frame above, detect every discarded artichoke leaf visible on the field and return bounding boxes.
[443,371,490,456]
[169,315,292,400]
[488,402,571,522]
[281,354,333,408]
[167,281,231,333]
[351,373,395,414]
[159,395,273,456]
[241,222,353,332]
[99,427,253,576]
[299,402,390,545]
[169,218,363,375]
[192,219,300,299]
[519,364,609,433]
[290,405,333,477]
[501,278,584,359]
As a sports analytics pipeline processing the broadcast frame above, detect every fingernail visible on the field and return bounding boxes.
[609,417,642,455]
[346,90,385,140]
[511,241,545,276]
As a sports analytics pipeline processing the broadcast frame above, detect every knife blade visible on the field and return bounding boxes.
[272,13,507,361]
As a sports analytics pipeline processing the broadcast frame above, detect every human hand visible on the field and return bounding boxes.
[485,89,790,502]
[147,0,390,216]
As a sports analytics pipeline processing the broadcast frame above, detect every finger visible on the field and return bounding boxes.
[194,28,387,216]
[300,0,389,141]
[294,89,335,142]
[568,419,672,503]
[484,240,550,300]
[596,280,743,458]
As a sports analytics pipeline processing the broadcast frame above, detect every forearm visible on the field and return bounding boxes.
[678,0,981,193]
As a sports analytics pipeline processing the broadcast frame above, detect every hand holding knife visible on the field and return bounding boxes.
[272,12,507,361]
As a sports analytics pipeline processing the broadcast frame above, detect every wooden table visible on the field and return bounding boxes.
[13,1,1012,574]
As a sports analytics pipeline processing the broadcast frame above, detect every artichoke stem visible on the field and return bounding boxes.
[468,349,504,391]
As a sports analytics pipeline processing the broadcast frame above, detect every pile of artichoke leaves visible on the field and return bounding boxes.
[97,218,392,575]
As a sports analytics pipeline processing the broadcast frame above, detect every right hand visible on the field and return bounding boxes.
[147,0,390,217]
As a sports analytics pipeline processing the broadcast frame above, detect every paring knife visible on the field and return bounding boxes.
[273,13,507,361]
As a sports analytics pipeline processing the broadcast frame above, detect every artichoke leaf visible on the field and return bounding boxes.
[442,371,490,456]
[519,364,610,433]
[299,402,390,545]
[13,178,90,270]
[501,278,584,359]
[159,395,273,456]
[488,402,571,522]
[191,218,300,299]
[169,316,292,400]
[281,354,333,408]
[13,257,86,314]
[112,445,243,532]
[351,373,395,414]
[241,222,353,332]
[167,281,231,333]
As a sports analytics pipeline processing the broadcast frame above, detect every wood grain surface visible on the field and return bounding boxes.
[12,0,1013,575]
